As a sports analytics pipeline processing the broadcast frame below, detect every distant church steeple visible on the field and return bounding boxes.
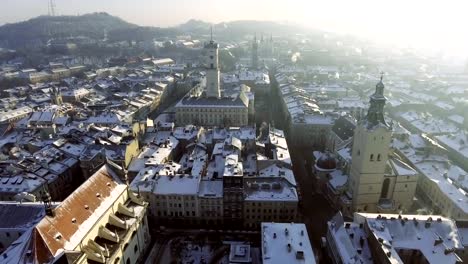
[366,73,388,127]
[251,33,259,70]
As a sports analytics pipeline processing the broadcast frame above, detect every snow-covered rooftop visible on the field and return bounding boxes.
[328,212,465,264]
[436,132,468,160]
[244,178,298,202]
[357,213,463,264]
[399,111,459,135]
[394,138,468,214]
[261,222,316,264]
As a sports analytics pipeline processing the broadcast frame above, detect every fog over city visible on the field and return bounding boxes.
[2,0,468,58]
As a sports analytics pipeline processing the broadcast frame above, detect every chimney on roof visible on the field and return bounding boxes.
[434,237,443,246]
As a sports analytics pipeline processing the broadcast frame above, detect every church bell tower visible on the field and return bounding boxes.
[348,73,392,212]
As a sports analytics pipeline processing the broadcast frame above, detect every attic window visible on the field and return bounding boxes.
[107,182,111,187]
[71,218,76,223]
[96,193,101,198]
[84,205,89,210]
[55,234,62,240]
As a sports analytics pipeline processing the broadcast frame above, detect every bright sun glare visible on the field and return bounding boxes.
[289,0,468,57]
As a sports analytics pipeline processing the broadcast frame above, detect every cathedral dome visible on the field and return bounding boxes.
[315,152,337,171]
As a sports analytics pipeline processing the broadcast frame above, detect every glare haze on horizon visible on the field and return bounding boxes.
[1,0,468,58]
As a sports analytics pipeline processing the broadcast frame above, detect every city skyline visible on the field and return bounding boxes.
[2,0,468,57]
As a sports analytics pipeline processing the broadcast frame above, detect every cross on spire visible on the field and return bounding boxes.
[380,71,385,82]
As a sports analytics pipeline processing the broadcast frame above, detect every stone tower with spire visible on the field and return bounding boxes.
[205,26,221,98]
[348,73,392,213]
[251,33,259,69]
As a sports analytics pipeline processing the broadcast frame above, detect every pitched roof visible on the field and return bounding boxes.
[0,203,45,229]
[332,116,356,141]
[0,227,52,263]
[34,165,125,258]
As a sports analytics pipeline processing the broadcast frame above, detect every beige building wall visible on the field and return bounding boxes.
[418,175,468,221]
[349,125,392,212]
[176,107,248,127]
[148,193,200,223]
[393,174,418,211]
[71,190,150,264]
[125,139,140,168]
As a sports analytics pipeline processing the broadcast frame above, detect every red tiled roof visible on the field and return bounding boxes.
[35,165,124,256]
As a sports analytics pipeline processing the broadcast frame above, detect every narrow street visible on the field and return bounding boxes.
[269,76,337,263]
[289,146,337,263]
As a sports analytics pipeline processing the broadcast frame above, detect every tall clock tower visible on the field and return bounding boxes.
[348,74,392,212]
[205,27,221,98]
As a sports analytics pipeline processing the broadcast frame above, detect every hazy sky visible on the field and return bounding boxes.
[2,0,468,56]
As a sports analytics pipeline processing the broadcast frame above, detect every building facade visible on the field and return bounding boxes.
[0,165,151,264]
[175,36,250,127]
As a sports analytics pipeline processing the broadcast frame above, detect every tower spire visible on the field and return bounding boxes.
[365,73,388,127]
[48,0,56,16]
[41,187,55,217]
[210,26,213,41]
[252,33,259,69]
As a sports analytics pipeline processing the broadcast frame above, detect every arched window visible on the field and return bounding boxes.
[380,178,390,199]
[377,154,381,161]
[370,154,374,161]
[126,259,130,264]
[134,244,138,253]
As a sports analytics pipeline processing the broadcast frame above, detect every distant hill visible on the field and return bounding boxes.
[0,12,137,48]
[178,19,212,32]
[177,19,308,38]
[0,13,310,49]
